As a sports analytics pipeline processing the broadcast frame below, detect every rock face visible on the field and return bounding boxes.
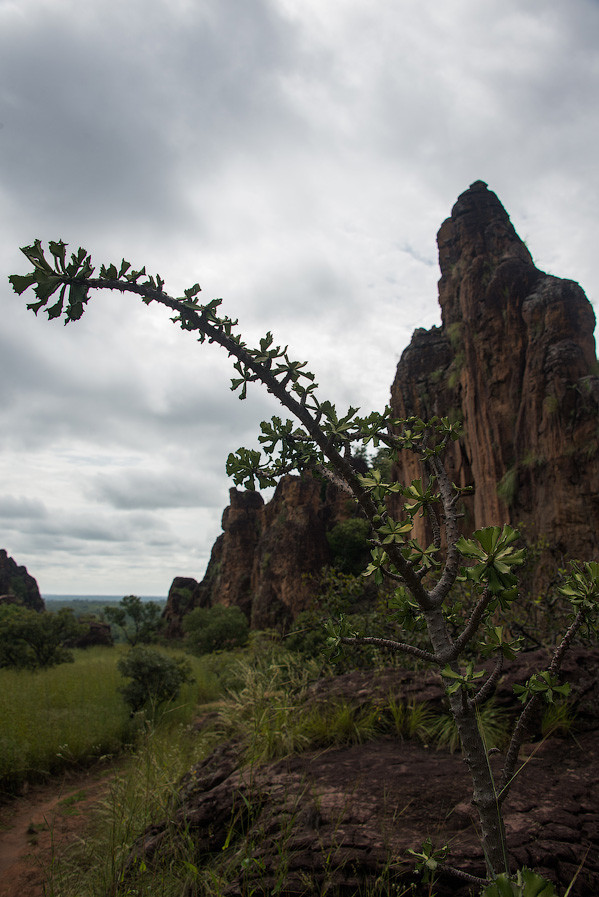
[165,182,599,632]
[0,550,44,612]
[162,475,353,636]
[391,181,599,571]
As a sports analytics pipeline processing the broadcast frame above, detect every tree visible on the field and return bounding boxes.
[183,604,249,655]
[103,594,162,645]
[9,241,599,892]
[117,646,193,714]
[0,604,83,668]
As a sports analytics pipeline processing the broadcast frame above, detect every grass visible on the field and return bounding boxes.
[46,719,219,897]
[1,642,569,896]
[0,644,221,792]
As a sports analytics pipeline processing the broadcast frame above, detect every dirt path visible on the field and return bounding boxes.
[0,763,119,897]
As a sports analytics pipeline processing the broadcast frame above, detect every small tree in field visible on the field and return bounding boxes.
[0,604,82,669]
[10,241,599,893]
[103,594,162,645]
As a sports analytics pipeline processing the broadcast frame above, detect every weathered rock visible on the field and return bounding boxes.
[65,619,113,649]
[127,652,599,896]
[162,576,201,639]
[167,182,599,630]
[165,475,354,634]
[0,550,44,612]
[391,181,599,576]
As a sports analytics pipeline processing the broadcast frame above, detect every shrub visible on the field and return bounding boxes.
[183,604,249,655]
[118,646,193,713]
[0,605,83,669]
[326,517,372,574]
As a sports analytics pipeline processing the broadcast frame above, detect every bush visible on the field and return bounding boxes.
[326,518,371,574]
[0,605,83,669]
[183,604,249,655]
[118,646,193,713]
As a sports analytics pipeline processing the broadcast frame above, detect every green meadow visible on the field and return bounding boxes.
[0,644,220,793]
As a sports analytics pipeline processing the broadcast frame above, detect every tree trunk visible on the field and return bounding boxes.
[424,605,509,878]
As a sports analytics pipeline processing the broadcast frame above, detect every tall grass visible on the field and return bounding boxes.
[0,645,221,792]
[46,720,218,897]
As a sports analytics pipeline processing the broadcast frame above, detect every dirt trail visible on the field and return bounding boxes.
[0,763,118,897]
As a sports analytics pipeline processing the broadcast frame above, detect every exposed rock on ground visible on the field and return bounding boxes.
[127,649,599,896]
[0,549,44,612]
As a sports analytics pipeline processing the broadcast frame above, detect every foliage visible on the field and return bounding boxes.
[118,646,194,714]
[103,594,162,645]
[183,604,249,655]
[481,868,558,896]
[0,604,83,669]
[287,568,400,670]
[45,718,218,897]
[326,517,372,574]
[10,240,599,890]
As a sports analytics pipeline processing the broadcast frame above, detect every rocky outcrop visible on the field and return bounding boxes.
[0,550,44,612]
[166,182,599,631]
[127,650,599,896]
[391,181,599,572]
[66,619,113,649]
[163,475,353,636]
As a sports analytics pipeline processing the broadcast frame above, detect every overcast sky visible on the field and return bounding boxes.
[1,0,598,597]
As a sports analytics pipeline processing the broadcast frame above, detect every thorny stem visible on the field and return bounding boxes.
[427,455,462,607]
[438,863,490,888]
[499,607,586,802]
[339,635,437,666]
[469,653,504,708]
[450,587,494,661]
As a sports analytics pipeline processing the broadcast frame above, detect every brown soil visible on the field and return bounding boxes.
[0,763,118,897]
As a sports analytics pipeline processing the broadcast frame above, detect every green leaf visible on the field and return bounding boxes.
[48,239,67,272]
[8,273,37,295]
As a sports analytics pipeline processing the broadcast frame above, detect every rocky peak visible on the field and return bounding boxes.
[0,549,44,612]
[162,474,354,636]
[165,183,599,632]
[392,181,599,571]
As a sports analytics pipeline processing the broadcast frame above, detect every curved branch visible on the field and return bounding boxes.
[468,652,503,708]
[427,455,462,607]
[447,587,493,662]
[339,635,438,666]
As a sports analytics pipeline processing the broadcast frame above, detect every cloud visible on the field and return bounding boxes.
[0,495,48,519]
[1,0,598,594]
[89,468,224,511]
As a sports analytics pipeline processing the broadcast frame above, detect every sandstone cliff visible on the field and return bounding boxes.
[391,180,599,570]
[0,549,44,611]
[163,475,353,636]
[165,182,599,632]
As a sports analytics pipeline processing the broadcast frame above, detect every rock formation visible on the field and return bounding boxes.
[390,180,599,576]
[0,550,44,611]
[165,181,599,631]
[127,648,599,896]
[163,475,354,636]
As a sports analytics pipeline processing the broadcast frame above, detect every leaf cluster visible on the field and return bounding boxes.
[0,605,83,669]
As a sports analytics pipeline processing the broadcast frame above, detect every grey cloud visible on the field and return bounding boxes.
[89,468,223,510]
[1,0,598,595]
[0,495,48,519]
